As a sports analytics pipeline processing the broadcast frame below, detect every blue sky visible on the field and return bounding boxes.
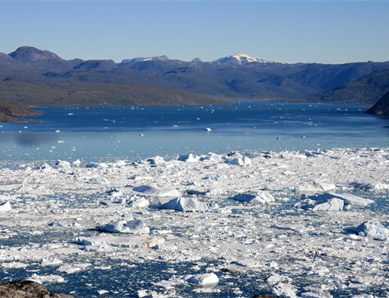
[0,1,388,63]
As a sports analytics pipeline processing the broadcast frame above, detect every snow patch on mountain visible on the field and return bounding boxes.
[213,53,287,65]
[121,55,169,63]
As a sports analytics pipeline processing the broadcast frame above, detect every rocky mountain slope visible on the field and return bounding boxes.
[301,67,389,104]
[1,46,388,107]
[0,98,41,122]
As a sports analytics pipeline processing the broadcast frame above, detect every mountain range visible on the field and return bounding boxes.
[1,46,389,110]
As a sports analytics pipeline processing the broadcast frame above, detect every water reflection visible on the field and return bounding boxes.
[0,102,388,163]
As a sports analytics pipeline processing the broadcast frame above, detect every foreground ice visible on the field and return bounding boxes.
[0,147,389,297]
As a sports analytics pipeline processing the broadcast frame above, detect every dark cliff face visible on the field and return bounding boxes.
[365,91,389,115]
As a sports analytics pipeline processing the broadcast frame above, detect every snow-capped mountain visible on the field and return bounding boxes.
[213,53,286,65]
[121,55,169,63]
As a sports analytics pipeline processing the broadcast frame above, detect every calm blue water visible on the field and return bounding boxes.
[1,101,388,162]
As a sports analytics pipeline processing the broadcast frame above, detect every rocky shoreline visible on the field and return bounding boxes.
[0,280,73,298]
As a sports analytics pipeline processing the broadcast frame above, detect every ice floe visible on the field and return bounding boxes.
[0,147,389,297]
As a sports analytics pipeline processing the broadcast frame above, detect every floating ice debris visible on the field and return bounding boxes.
[128,197,149,208]
[27,274,66,284]
[132,175,153,181]
[182,273,219,285]
[293,181,336,192]
[158,197,205,212]
[137,289,176,298]
[352,221,389,238]
[145,237,165,248]
[232,259,261,268]
[40,258,63,266]
[227,156,251,166]
[77,235,145,249]
[133,185,180,197]
[272,282,297,298]
[57,263,91,274]
[147,156,165,165]
[205,188,225,197]
[311,197,344,211]
[350,182,389,191]
[98,219,150,234]
[0,201,11,212]
[296,192,373,211]
[55,160,71,167]
[177,153,199,163]
[232,191,275,204]
[2,262,28,268]
[106,188,123,197]
[48,221,63,227]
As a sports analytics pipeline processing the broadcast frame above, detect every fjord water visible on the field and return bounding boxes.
[0,101,388,162]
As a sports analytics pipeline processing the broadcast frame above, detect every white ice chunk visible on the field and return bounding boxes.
[132,175,153,181]
[158,197,205,212]
[106,188,123,197]
[312,198,344,211]
[311,192,373,207]
[350,182,389,191]
[55,160,71,167]
[177,153,199,162]
[294,181,336,192]
[133,185,180,197]
[0,201,11,212]
[27,274,66,283]
[129,197,149,208]
[205,188,225,197]
[183,273,219,285]
[40,258,63,266]
[227,156,251,166]
[297,192,373,211]
[352,221,389,238]
[272,282,297,298]
[232,191,275,204]
[147,156,165,165]
[98,219,149,234]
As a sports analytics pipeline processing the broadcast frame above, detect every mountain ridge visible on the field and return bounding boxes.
[1,46,389,108]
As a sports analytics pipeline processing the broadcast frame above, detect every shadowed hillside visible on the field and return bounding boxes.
[365,91,389,115]
[0,98,41,122]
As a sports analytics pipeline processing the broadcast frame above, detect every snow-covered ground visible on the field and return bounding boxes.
[0,147,389,297]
